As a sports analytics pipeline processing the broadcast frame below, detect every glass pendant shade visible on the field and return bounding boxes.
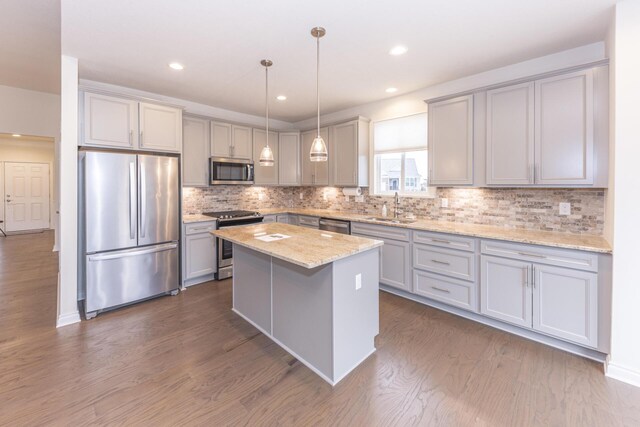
[310,135,328,162]
[259,144,274,166]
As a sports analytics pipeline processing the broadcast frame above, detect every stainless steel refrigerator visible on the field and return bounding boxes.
[80,151,180,318]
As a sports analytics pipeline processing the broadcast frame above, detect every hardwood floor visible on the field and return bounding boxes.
[1,231,639,426]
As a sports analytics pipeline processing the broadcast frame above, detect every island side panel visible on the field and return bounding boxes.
[332,248,379,382]
[232,244,272,334]
[272,259,334,382]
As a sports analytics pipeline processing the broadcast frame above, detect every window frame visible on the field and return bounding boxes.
[371,113,436,198]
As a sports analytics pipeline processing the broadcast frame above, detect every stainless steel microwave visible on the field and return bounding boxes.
[210,157,254,185]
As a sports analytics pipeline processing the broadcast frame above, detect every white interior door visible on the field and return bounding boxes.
[4,162,50,232]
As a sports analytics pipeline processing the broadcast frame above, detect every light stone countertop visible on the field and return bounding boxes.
[258,208,612,254]
[210,223,383,269]
[183,214,217,224]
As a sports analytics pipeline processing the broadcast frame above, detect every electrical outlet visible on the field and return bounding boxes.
[355,273,362,290]
[441,198,449,208]
[559,202,571,216]
[355,195,364,203]
[299,192,303,200]
[258,193,264,201]
[344,195,350,202]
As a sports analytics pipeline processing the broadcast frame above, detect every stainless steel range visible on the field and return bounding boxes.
[203,210,263,279]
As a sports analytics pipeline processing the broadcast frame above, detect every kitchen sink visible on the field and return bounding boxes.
[364,217,417,225]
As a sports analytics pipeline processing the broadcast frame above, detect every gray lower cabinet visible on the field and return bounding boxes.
[480,255,533,328]
[533,264,598,347]
[263,214,277,223]
[414,269,477,311]
[182,221,217,287]
[297,215,319,229]
[351,223,412,293]
[480,253,599,347]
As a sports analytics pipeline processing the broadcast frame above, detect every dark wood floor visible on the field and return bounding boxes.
[2,231,639,426]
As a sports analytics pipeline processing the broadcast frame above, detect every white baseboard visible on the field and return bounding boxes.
[606,361,640,388]
[56,311,81,328]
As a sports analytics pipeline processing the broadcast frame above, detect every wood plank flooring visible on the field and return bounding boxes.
[1,231,639,426]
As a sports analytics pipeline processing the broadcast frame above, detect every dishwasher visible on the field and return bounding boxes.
[318,218,351,235]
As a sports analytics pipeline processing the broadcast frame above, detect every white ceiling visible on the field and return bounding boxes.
[0,0,60,93]
[61,0,616,122]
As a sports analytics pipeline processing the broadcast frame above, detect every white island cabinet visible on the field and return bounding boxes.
[212,222,382,385]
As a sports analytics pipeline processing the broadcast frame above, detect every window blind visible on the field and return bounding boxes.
[373,113,427,153]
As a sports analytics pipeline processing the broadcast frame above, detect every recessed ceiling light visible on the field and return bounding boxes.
[389,45,408,56]
[276,95,287,101]
[169,62,184,70]
[385,87,398,93]
[11,134,21,137]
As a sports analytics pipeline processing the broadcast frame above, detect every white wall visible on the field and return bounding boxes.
[0,85,60,138]
[57,56,80,328]
[0,137,56,228]
[606,0,640,388]
[294,42,606,129]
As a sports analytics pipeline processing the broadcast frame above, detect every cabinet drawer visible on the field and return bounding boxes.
[185,221,217,235]
[413,244,475,281]
[414,270,477,312]
[481,240,598,272]
[351,222,411,242]
[263,215,277,223]
[297,215,320,228]
[413,231,475,252]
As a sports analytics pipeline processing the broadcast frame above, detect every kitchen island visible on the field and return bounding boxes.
[211,223,383,385]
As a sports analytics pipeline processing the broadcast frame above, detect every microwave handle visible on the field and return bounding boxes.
[247,164,254,181]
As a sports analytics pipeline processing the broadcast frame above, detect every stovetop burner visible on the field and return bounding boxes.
[203,210,262,220]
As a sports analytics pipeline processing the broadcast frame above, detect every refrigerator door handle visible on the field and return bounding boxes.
[129,162,136,240]
[88,243,178,261]
[140,161,147,238]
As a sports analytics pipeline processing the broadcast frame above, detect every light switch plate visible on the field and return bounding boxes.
[355,273,362,290]
[559,202,571,216]
[441,198,449,208]
[299,192,303,200]
[355,195,364,203]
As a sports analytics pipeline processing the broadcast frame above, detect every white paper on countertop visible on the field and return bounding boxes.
[255,234,291,242]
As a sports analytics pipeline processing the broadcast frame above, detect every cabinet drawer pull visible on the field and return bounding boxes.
[431,286,451,294]
[432,239,451,244]
[431,259,451,265]
[518,252,546,259]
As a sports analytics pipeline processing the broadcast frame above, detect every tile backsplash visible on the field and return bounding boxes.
[183,186,605,235]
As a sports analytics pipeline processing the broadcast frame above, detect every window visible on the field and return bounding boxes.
[373,113,434,196]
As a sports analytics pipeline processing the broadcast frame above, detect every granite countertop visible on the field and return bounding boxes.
[183,214,217,224]
[210,223,383,269]
[258,208,612,254]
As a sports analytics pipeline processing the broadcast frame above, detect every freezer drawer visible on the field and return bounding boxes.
[86,243,178,313]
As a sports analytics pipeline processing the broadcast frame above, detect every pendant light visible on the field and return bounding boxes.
[259,59,275,166]
[310,27,328,162]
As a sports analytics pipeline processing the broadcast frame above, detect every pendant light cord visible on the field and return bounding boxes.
[316,32,320,137]
[265,64,269,147]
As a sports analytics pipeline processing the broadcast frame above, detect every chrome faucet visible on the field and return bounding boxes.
[394,192,401,219]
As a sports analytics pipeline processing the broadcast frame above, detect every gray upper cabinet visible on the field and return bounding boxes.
[138,102,183,153]
[329,118,369,187]
[182,116,210,187]
[428,94,474,186]
[210,121,233,157]
[83,92,138,149]
[278,132,300,186]
[301,128,329,186]
[232,125,253,160]
[480,255,532,328]
[82,92,181,153]
[532,264,598,347]
[253,129,279,185]
[535,69,594,185]
[486,82,535,185]
[210,122,253,160]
